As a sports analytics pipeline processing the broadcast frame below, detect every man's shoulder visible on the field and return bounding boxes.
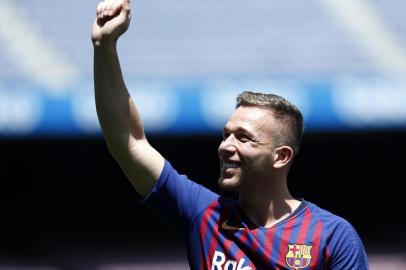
[201,196,237,211]
[304,200,355,230]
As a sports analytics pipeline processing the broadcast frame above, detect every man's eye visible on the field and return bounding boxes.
[237,134,250,142]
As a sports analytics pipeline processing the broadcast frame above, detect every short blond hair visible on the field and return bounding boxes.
[236,91,304,155]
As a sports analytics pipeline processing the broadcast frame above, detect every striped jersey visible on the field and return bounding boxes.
[143,160,368,270]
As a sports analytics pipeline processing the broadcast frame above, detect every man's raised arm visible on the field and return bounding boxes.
[91,0,164,197]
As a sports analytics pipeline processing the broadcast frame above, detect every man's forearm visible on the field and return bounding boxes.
[93,44,145,155]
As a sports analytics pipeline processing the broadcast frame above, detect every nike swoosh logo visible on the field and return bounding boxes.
[221,220,245,231]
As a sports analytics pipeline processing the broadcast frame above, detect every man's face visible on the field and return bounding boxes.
[218,106,281,193]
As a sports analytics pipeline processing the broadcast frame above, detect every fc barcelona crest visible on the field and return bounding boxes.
[285,244,312,269]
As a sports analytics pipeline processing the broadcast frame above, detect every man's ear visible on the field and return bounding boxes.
[273,145,294,169]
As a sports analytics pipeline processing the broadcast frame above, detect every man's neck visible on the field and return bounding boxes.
[238,178,301,228]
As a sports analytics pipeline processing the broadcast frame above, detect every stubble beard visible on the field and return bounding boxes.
[218,171,242,193]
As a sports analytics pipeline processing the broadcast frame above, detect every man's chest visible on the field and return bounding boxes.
[190,204,326,270]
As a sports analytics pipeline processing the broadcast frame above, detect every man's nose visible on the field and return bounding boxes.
[219,134,237,155]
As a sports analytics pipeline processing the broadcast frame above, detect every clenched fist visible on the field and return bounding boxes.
[91,0,131,46]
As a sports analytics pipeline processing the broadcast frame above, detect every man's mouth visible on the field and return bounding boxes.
[222,161,241,170]
[223,162,240,169]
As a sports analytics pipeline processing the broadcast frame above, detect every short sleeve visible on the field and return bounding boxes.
[142,160,219,230]
[327,220,369,270]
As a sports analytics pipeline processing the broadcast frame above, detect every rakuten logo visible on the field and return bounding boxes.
[211,250,253,270]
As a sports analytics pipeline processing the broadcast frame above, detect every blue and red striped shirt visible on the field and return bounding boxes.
[144,160,368,270]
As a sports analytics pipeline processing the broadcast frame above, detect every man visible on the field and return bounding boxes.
[91,0,368,269]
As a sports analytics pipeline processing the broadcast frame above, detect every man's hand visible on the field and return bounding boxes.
[91,0,131,47]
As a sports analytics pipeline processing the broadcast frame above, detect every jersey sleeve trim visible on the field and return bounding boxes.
[142,159,171,203]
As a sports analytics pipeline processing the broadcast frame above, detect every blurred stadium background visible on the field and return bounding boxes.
[1,0,406,269]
